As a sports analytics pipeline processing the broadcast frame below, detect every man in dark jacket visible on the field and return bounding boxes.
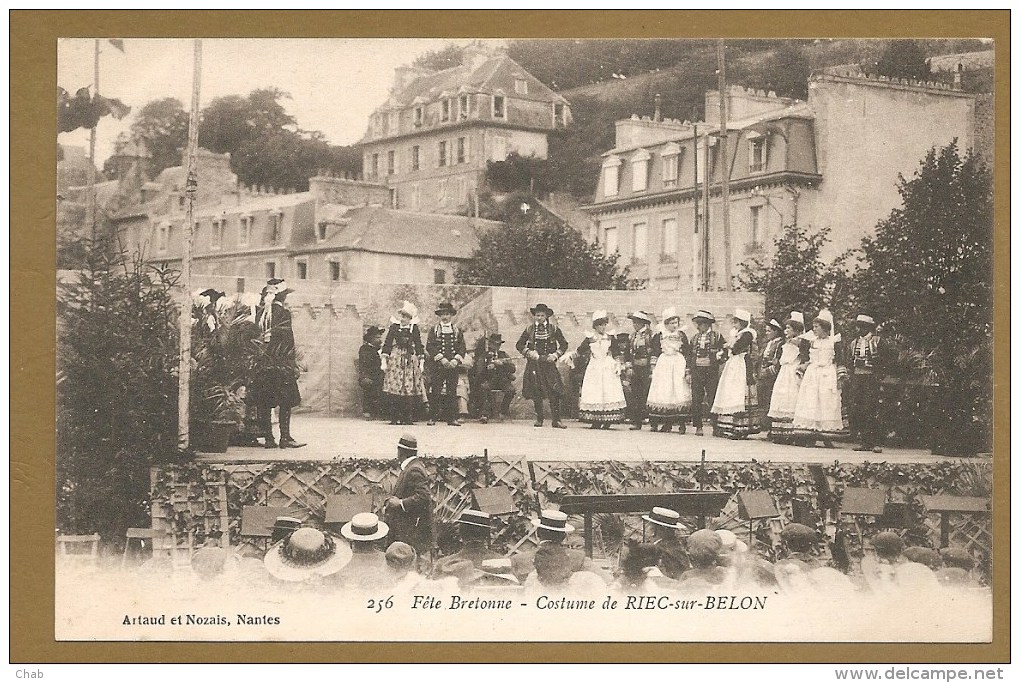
[626,311,655,430]
[358,326,385,419]
[643,506,691,579]
[252,279,305,449]
[516,303,569,428]
[846,314,894,453]
[433,509,502,572]
[425,302,467,426]
[470,333,516,423]
[384,434,434,569]
[688,310,725,437]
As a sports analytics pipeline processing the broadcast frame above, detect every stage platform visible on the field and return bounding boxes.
[197,415,964,464]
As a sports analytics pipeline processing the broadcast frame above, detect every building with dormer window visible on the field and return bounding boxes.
[358,44,571,215]
[584,69,984,291]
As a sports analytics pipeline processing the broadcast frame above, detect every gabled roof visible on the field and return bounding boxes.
[386,54,568,109]
[298,205,502,260]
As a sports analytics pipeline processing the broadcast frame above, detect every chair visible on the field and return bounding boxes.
[121,528,167,569]
[56,533,101,569]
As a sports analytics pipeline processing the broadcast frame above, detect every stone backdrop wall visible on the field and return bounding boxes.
[189,276,762,417]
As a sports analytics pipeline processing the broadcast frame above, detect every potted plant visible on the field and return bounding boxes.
[194,383,246,453]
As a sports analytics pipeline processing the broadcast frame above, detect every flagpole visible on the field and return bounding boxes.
[88,39,99,240]
[178,39,203,451]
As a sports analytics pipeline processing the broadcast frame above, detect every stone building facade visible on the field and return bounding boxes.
[584,69,983,291]
[358,44,571,215]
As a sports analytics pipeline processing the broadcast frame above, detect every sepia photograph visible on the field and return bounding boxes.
[45,24,999,649]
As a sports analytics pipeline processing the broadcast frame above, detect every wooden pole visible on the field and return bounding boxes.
[177,39,203,450]
[702,133,711,290]
[87,39,99,240]
[717,39,732,291]
[692,124,700,290]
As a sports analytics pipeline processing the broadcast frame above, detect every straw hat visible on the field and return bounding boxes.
[641,506,687,531]
[263,527,352,582]
[531,509,575,534]
[341,512,390,542]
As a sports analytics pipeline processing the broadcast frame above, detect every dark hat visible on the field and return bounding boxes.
[530,303,554,316]
[397,434,418,454]
[385,541,416,571]
[199,288,226,302]
[263,527,352,582]
[780,523,817,551]
[871,531,905,557]
[532,509,575,534]
[903,546,942,570]
[457,509,492,528]
[642,506,687,531]
[687,529,723,563]
[939,547,975,570]
[341,512,390,542]
[363,325,384,341]
[692,310,715,324]
[487,332,504,343]
[266,278,294,295]
[855,314,877,327]
[435,302,457,316]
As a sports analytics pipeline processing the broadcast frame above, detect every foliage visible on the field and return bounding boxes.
[412,43,467,72]
[851,142,992,454]
[736,224,853,324]
[57,235,187,540]
[199,88,361,191]
[741,41,812,100]
[868,39,932,82]
[455,198,636,290]
[485,153,553,194]
[117,97,190,178]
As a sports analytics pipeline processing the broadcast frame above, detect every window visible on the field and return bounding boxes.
[554,103,566,127]
[438,141,447,167]
[602,156,622,197]
[456,177,466,204]
[411,184,420,211]
[633,222,648,263]
[493,95,505,119]
[411,145,420,171]
[490,136,507,162]
[749,134,767,173]
[211,219,224,250]
[317,222,328,241]
[438,179,449,207]
[178,195,186,210]
[434,268,447,284]
[297,261,308,280]
[603,226,619,255]
[441,99,451,122]
[265,262,276,279]
[387,111,398,135]
[371,153,379,178]
[750,206,763,248]
[662,143,681,187]
[239,216,251,246]
[329,261,341,282]
[456,137,466,164]
[515,78,528,95]
[414,106,423,127]
[389,188,398,209]
[661,217,678,259]
[157,224,169,253]
[632,150,651,192]
[269,213,281,244]
[387,150,396,175]
[458,94,470,119]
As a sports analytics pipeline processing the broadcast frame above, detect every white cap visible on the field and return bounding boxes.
[592,310,609,325]
[734,308,752,323]
[856,314,876,326]
[661,307,679,322]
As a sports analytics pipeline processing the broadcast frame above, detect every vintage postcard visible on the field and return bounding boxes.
[14,10,1009,663]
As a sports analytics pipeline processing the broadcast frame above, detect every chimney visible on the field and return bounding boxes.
[393,65,427,93]
[462,42,492,71]
[654,93,662,122]
[954,63,963,88]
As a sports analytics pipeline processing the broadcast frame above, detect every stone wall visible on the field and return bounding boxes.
[189,276,762,417]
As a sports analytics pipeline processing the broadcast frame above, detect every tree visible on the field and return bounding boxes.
[852,141,992,454]
[485,153,553,194]
[870,39,931,82]
[456,198,635,290]
[57,234,185,541]
[412,43,466,72]
[123,97,189,177]
[736,224,852,324]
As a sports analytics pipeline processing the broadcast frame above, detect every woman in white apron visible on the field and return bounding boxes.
[712,309,759,439]
[646,307,692,433]
[577,311,627,429]
[791,310,849,447]
[767,312,810,444]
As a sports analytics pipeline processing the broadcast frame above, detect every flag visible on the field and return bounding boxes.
[108,39,125,52]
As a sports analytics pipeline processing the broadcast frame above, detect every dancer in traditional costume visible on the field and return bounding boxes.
[688,310,725,436]
[846,314,894,453]
[576,311,627,429]
[767,312,809,444]
[712,309,760,439]
[645,307,692,433]
[756,318,785,433]
[791,310,848,447]
[516,303,569,428]
[381,301,427,426]
[425,302,467,426]
[625,311,655,430]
